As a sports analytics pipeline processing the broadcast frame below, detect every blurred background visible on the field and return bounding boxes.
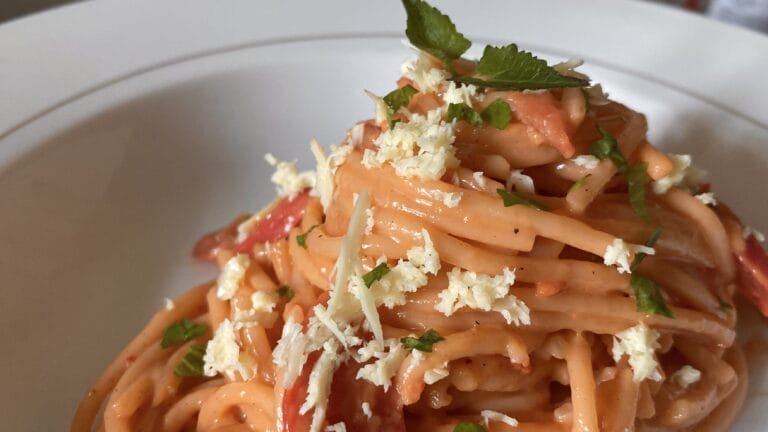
[1,0,768,33]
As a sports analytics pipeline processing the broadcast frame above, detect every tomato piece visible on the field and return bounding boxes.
[506,92,575,158]
[235,191,310,254]
[192,214,249,262]
[282,354,317,432]
[326,362,405,432]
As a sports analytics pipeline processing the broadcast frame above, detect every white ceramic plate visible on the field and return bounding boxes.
[1,1,767,430]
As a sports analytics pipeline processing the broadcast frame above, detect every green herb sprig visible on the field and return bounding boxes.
[400,329,445,352]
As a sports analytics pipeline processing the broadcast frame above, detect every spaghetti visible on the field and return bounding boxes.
[72,1,768,431]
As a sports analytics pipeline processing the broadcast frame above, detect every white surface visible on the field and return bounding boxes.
[0,0,767,430]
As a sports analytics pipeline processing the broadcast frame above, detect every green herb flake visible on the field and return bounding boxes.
[174,345,206,377]
[627,163,650,221]
[569,174,592,193]
[446,102,482,126]
[402,0,471,73]
[718,299,734,314]
[296,224,319,248]
[276,285,295,301]
[481,98,512,129]
[497,188,546,211]
[589,126,627,174]
[631,274,674,318]
[453,422,487,432]
[631,226,663,270]
[400,329,445,352]
[383,84,418,124]
[161,319,208,349]
[455,44,588,90]
[363,262,391,288]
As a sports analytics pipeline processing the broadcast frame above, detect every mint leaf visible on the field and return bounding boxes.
[569,174,592,193]
[296,224,319,248]
[453,423,486,432]
[276,285,295,301]
[631,274,674,318]
[589,126,627,173]
[383,84,418,125]
[400,329,445,352]
[174,345,206,377]
[446,103,482,126]
[627,163,650,221]
[454,44,588,90]
[363,262,390,288]
[497,188,546,211]
[161,319,208,348]
[481,98,512,129]
[402,0,471,73]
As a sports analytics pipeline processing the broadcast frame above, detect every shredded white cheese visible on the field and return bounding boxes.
[571,155,600,170]
[671,365,702,390]
[695,192,717,206]
[744,226,766,243]
[163,298,175,311]
[362,108,458,180]
[203,319,253,380]
[349,123,365,147]
[407,229,441,275]
[361,402,373,419]
[612,323,662,382]
[507,169,535,194]
[401,54,447,93]
[424,362,450,384]
[584,84,611,106]
[250,291,277,313]
[365,90,390,124]
[652,154,707,194]
[435,267,528,327]
[216,254,250,300]
[356,339,408,390]
[442,81,480,106]
[365,207,375,234]
[430,189,462,208]
[472,171,487,189]
[603,239,633,274]
[553,58,589,80]
[481,410,519,428]
[311,140,353,211]
[272,317,309,387]
[324,423,346,432]
[265,153,316,198]
[301,341,344,432]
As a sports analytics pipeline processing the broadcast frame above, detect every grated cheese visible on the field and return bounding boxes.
[553,58,589,80]
[694,192,717,206]
[670,365,702,390]
[272,317,309,387]
[301,341,344,432]
[356,339,408,390]
[406,229,441,275]
[507,169,535,194]
[368,260,428,308]
[472,171,487,189]
[442,81,480,106]
[424,362,450,384]
[324,423,347,432]
[203,319,254,380]
[744,226,766,243]
[264,153,316,198]
[365,207,375,234]
[603,239,632,274]
[365,90,390,125]
[400,54,447,93]
[481,410,519,428]
[571,155,600,170]
[163,298,175,311]
[584,84,611,106]
[349,123,365,147]
[612,323,662,382]
[361,402,373,419]
[362,108,458,180]
[652,154,707,194]
[430,189,462,208]
[311,140,353,211]
[216,254,250,300]
[435,267,528,327]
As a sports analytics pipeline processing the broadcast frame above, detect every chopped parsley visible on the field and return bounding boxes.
[161,319,208,349]
[497,188,546,211]
[402,0,471,74]
[631,274,674,318]
[453,422,486,432]
[631,226,662,270]
[174,345,206,377]
[627,163,650,221]
[296,224,319,248]
[718,299,734,314]
[276,285,295,301]
[569,174,592,193]
[363,262,391,288]
[383,84,418,125]
[400,328,444,352]
[481,98,512,129]
[455,44,588,90]
[589,126,628,173]
[446,102,482,126]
